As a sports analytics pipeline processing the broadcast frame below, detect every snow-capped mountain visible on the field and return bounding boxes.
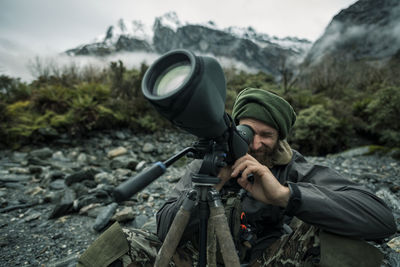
[66,12,312,76]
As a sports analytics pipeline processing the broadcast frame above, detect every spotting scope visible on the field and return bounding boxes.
[113,49,253,202]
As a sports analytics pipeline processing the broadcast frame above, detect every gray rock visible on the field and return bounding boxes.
[376,188,400,212]
[23,212,41,222]
[77,153,88,164]
[86,205,106,218]
[12,152,28,162]
[136,160,147,171]
[132,214,149,229]
[28,166,43,174]
[92,202,118,232]
[49,171,65,180]
[65,169,97,186]
[74,195,99,211]
[30,147,53,159]
[48,188,76,219]
[8,167,30,174]
[52,151,71,161]
[114,131,127,140]
[28,157,49,166]
[112,206,135,222]
[142,143,155,153]
[94,172,116,185]
[3,182,25,189]
[385,249,400,267]
[109,156,138,170]
[0,174,30,183]
[49,180,66,190]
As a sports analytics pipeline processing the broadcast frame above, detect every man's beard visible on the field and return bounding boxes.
[249,142,279,167]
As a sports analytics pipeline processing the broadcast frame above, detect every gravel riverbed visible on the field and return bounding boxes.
[0,129,399,266]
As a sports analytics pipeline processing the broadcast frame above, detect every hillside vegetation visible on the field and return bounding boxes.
[1,57,399,156]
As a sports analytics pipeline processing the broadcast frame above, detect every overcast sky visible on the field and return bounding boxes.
[0,0,358,80]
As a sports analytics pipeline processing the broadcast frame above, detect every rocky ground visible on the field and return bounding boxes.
[0,129,399,267]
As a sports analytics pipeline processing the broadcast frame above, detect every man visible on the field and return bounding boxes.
[156,88,396,265]
[78,88,396,267]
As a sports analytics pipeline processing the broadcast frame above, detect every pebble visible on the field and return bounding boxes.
[94,172,116,185]
[107,146,128,158]
[387,236,400,253]
[142,143,155,153]
[112,206,135,222]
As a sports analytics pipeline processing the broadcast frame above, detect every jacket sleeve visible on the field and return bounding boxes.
[285,151,396,240]
[156,160,202,242]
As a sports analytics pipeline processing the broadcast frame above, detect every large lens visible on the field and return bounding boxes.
[153,61,191,96]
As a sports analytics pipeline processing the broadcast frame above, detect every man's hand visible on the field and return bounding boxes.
[231,154,290,207]
[215,165,233,191]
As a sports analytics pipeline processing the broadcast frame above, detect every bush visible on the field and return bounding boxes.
[3,101,39,145]
[290,104,344,155]
[365,86,400,146]
[0,75,31,102]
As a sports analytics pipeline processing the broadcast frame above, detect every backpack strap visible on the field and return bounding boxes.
[77,222,129,267]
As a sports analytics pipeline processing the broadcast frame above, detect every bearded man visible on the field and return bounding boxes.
[156,88,396,266]
[78,88,396,267]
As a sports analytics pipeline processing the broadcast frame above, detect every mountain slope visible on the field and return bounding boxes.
[303,0,400,66]
[66,12,311,76]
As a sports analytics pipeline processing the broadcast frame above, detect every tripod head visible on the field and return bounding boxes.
[113,118,253,202]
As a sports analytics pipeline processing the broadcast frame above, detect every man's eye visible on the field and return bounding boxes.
[260,133,273,138]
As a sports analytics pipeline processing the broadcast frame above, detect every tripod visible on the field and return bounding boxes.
[154,142,241,267]
[155,177,240,267]
[114,130,252,266]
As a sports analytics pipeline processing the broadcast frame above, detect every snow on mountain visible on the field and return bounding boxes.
[225,25,311,54]
[66,12,312,75]
[93,19,153,45]
[154,12,182,32]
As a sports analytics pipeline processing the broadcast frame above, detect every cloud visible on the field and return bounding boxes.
[306,1,400,66]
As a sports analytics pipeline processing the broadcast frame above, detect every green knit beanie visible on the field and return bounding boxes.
[232,88,296,139]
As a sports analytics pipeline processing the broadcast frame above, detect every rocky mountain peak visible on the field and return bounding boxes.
[304,0,400,66]
[66,11,312,76]
[153,11,182,32]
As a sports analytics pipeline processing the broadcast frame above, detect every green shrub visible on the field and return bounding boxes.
[31,85,71,113]
[73,82,111,102]
[3,101,38,145]
[0,75,31,102]
[290,104,344,155]
[365,86,400,146]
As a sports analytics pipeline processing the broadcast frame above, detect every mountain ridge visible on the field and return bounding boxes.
[66,12,312,76]
[303,0,400,66]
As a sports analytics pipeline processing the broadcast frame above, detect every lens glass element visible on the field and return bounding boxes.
[154,62,191,96]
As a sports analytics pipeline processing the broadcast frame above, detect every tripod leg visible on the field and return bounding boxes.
[208,189,241,267]
[207,217,217,267]
[155,190,197,267]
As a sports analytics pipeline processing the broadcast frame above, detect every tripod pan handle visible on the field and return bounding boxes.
[113,162,166,202]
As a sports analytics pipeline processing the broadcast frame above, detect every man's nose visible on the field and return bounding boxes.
[251,135,262,150]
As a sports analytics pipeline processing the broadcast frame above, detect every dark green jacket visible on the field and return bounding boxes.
[156,150,396,260]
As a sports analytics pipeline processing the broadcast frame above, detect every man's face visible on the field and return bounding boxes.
[239,118,279,165]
